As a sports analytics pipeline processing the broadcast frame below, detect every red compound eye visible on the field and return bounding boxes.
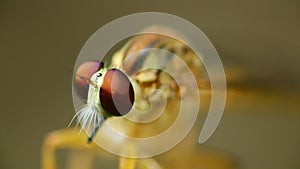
[74,61,103,99]
[100,69,134,116]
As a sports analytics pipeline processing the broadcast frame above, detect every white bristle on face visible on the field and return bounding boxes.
[69,69,107,142]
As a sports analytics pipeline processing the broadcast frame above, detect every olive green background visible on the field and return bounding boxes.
[0,1,299,169]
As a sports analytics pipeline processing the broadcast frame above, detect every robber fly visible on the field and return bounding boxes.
[71,29,204,143]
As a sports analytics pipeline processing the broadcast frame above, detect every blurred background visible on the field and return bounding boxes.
[0,0,299,169]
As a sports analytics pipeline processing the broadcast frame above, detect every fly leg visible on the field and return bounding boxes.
[87,113,104,143]
[87,125,99,143]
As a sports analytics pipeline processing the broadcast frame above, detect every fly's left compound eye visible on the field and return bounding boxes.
[74,61,103,99]
[100,69,134,116]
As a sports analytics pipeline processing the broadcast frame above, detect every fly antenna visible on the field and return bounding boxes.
[76,75,98,88]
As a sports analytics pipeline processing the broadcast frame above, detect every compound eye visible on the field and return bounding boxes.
[74,61,103,99]
[100,69,134,116]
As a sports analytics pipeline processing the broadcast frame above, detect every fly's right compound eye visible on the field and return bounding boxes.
[100,68,135,117]
[74,61,103,99]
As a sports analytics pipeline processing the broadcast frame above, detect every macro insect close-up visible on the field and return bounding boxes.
[71,31,205,142]
[41,23,233,169]
[2,2,300,169]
